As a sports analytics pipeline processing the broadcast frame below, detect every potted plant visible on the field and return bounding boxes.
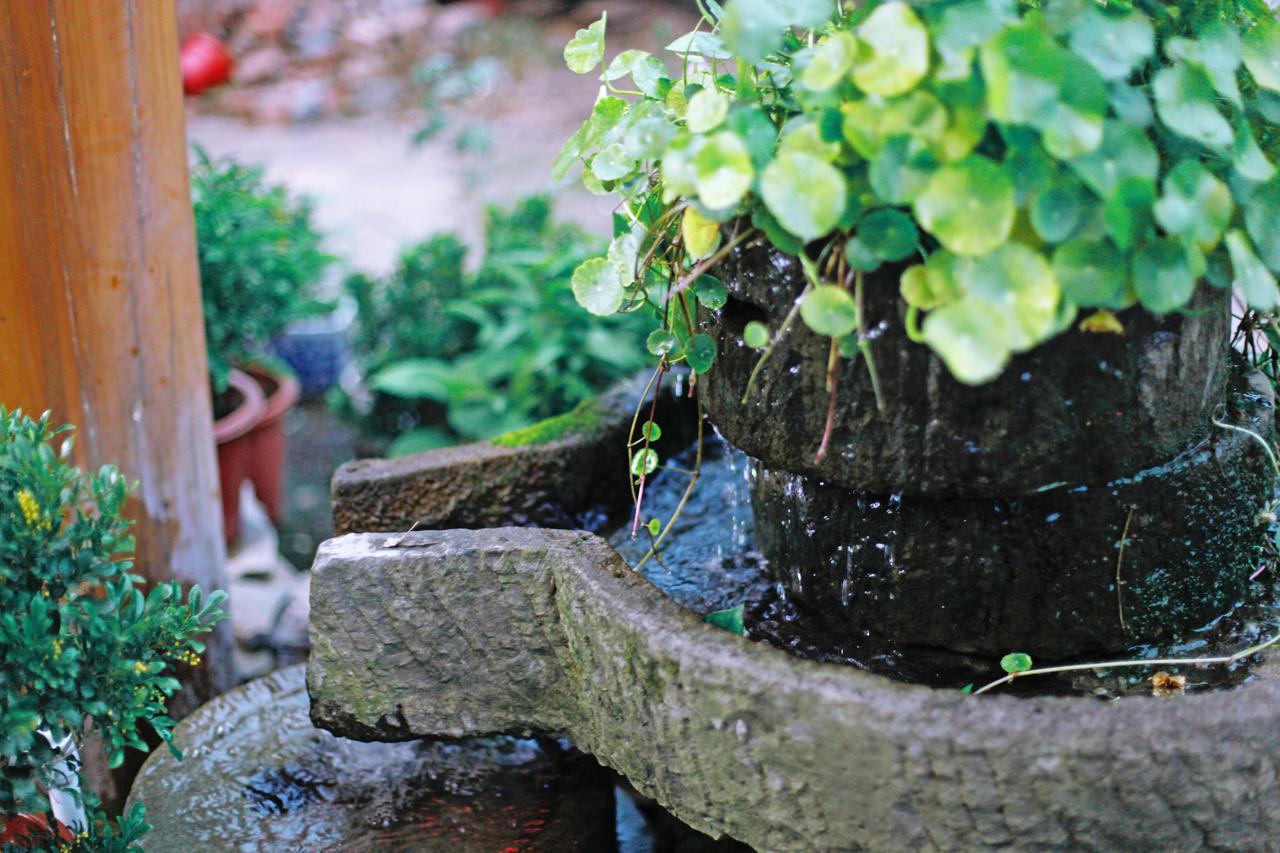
[191,149,334,544]
[337,195,650,457]
[556,0,1280,661]
[0,408,227,849]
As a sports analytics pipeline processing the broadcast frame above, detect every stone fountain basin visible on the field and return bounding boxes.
[127,664,618,851]
[313,372,1280,851]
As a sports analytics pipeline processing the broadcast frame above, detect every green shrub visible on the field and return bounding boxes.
[0,409,226,849]
[341,195,650,454]
[191,148,334,396]
[557,0,1280,386]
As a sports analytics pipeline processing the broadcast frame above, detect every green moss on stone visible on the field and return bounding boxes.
[490,399,603,449]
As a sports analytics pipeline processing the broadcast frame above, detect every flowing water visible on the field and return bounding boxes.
[609,435,1280,698]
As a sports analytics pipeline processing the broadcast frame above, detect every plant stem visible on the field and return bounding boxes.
[668,227,756,305]
[855,270,886,414]
[741,286,810,405]
[816,337,841,463]
[635,388,705,572]
[971,629,1280,696]
[1212,413,1280,479]
[1115,505,1136,634]
[630,363,668,537]
[626,361,667,511]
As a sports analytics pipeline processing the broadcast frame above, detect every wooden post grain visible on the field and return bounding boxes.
[0,0,232,735]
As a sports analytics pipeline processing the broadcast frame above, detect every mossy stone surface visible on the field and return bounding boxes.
[330,370,696,534]
[308,528,1280,851]
[702,243,1231,497]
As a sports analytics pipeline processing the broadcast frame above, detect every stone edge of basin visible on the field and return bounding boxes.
[307,528,1280,852]
[329,369,698,534]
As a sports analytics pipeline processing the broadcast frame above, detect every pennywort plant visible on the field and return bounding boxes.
[0,410,227,849]
[557,0,1280,387]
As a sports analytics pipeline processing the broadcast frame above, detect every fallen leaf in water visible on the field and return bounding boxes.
[1151,671,1187,696]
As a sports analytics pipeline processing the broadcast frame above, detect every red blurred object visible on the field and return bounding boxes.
[181,32,234,96]
[0,813,74,847]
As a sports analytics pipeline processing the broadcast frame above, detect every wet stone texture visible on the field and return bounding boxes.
[128,665,617,851]
[752,365,1277,660]
[307,528,1280,851]
[702,243,1231,497]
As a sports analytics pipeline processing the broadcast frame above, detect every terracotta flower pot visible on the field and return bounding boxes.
[241,364,301,528]
[213,369,267,546]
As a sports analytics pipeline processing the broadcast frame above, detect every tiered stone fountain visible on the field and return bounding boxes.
[306,273,1280,850]
[704,246,1270,662]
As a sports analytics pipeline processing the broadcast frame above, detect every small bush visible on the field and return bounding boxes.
[0,409,226,849]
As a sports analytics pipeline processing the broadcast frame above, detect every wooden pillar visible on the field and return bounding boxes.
[0,1,232,720]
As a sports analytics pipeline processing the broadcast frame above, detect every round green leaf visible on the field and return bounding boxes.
[1031,181,1086,244]
[905,251,966,311]
[1154,161,1234,250]
[843,236,882,273]
[1108,82,1153,127]
[687,334,718,373]
[1235,125,1277,185]
[801,31,859,92]
[778,121,842,163]
[666,31,732,61]
[1166,22,1242,107]
[1068,7,1154,81]
[564,16,606,74]
[694,132,755,210]
[1227,230,1279,311]
[686,89,730,134]
[1245,178,1280,273]
[854,2,930,97]
[631,448,659,477]
[858,208,919,262]
[869,136,936,205]
[591,143,635,181]
[602,50,668,98]
[695,275,729,310]
[623,115,677,161]
[1244,20,1280,93]
[1103,177,1156,252]
[1132,238,1196,315]
[743,321,770,348]
[956,243,1060,352]
[800,285,858,338]
[1153,63,1233,154]
[641,421,663,442]
[1052,239,1131,309]
[647,518,662,536]
[647,329,677,356]
[761,151,848,241]
[1068,120,1158,199]
[913,156,1015,256]
[1000,652,1033,674]
[922,297,1012,385]
[572,257,624,316]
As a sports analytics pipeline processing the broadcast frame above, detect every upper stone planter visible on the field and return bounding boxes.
[702,243,1231,497]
